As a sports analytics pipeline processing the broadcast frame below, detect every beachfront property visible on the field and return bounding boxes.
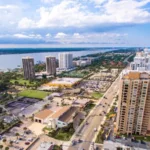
[46,56,56,75]
[34,106,79,129]
[43,77,82,88]
[22,57,35,80]
[58,53,73,70]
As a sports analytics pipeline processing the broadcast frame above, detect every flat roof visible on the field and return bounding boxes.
[51,106,70,119]
[49,78,81,85]
[35,109,53,120]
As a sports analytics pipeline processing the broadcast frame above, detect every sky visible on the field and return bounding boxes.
[0,0,150,47]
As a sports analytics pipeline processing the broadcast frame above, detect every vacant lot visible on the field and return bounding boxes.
[19,90,51,99]
[92,92,103,99]
[11,78,37,86]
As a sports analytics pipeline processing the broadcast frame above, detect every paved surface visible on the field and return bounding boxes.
[66,75,121,150]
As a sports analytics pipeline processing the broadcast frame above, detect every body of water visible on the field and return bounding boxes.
[0,48,114,71]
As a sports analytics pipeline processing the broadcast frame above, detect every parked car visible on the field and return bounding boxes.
[25,142,30,145]
[94,128,97,132]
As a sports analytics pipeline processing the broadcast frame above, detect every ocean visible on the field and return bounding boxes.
[0,48,115,71]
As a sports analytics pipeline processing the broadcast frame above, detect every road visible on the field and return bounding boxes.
[67,74,121,150]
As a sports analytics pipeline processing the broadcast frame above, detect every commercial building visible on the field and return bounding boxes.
[43,77,82,88]
[46,56,56,75]
[34,106,79,129]
[22,57,35,80]
[117,71,150,135]
[130,49,150,71]
[58,53,73,70]
[73,59,91,67]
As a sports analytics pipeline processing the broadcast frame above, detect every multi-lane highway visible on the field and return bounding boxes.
[67,74,121,150]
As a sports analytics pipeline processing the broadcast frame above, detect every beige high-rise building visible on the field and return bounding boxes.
[46,56,56,75]
[117,71,150,135]
[22,57,35,80]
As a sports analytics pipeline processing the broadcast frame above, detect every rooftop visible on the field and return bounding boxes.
[51,106,70,119]
[59,107,78,123]
[35,109,53,120]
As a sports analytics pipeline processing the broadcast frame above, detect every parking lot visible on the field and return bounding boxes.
[81,80,111,92]
[5,97,50,117]
[0,122,37,150]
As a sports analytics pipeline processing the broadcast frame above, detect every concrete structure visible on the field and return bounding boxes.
[103,140,148,150]
[130,49,150,71]
[43,77,82,88]
[34,106,79,129]
[73,59,91,67]
[22,57,35,80]
[58,53,73,69]
[46,56,56,75]
[34,109,53,124]
[117,71,150,135]
[111,68,119,76]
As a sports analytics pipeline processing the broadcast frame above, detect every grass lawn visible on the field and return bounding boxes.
[132,135,150,142]
[18,90,51,99]
[84,102,95,114]
[92,92,103,99]
[10,78,37,86]
[48,123,74,141]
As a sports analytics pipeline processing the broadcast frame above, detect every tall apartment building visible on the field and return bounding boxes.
[22,57,35,80]
[130,49,150,71]
[117,71,150,135]
[58,53,73,69]
[46,56,56,75]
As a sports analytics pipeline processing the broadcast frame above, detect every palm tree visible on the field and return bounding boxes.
[0,145,3,150]
[9,141,13,147]
[15,133,20,139]
[5,147,9,150]
[23,127,27,133]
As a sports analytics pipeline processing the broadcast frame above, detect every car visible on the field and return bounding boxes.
[27,138,33,142]
[94,128,97,132]
[141,140,146,144]
[71,140,76,146]
[19,148,24,150]
[86,121,88,125]
[78,139,82,143]
[25,142,30,145]
[104,96,107,99]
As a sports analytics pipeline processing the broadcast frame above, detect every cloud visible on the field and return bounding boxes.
[13,33,42,39]
[73,33,84,39]
[46,33,51,37]
[18,0,150,30]
[55,32,67,38]
[41,0,55,4]
[18,17,36,29]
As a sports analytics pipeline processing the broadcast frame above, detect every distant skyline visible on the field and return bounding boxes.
[0,0,150,47]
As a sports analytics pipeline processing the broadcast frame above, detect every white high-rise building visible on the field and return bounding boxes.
[46,56,56,75]
[130,49,150,71]
[58,53,73,69]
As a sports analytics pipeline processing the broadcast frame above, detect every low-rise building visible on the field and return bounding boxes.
[34,106,79,129]
[34,109,53,124]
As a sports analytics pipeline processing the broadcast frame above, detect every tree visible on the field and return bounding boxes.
[0,145,3,150]
[5,147,9,150]
[3,138,7,144]
[9,141,13,146]
[15,133,20,139]
[23,127,27,133]
[42,74,47,79]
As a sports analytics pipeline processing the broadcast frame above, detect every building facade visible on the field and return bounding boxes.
[46,56,56,75]
[130,49,150,71]
[22,57,35,80]
[117,71,150,135]
[58,53,73,69]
